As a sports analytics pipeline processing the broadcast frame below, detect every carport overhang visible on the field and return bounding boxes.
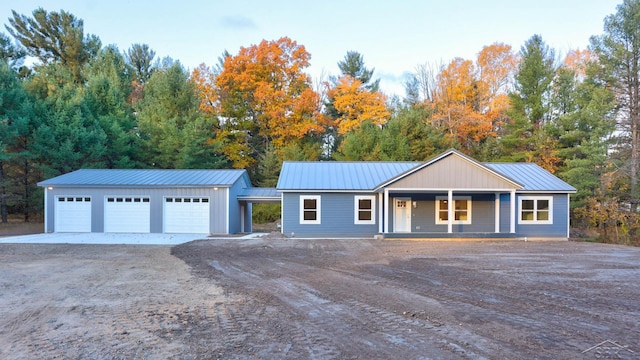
[237,188,282,203]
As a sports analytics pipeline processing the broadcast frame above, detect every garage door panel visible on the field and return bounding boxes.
[55,196,92,232]
[164,197,209,233]
[104,197,150,233]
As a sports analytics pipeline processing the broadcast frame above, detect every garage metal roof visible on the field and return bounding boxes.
[485,163,576,192]
[38,169,248,188]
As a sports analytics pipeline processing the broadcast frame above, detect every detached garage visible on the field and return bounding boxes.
[38,169,253,234]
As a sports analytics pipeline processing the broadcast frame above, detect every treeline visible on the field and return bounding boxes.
[0,3,639,244]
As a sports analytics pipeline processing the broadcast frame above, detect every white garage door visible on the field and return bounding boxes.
[104,196,150,233]
[55,196,92,232]
[164,197,210,233]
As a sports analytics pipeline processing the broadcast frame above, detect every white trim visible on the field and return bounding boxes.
[299,195,321,224]
[436,195,472,226]
[354,195,376,225]
[226,188,230,234]
[567,193,571,238]
[518,195,553,225]
[280,192,285,234]
[494,193,500,233]
[518,190,576,194]
[377,187,519,192]
[510,190,516,233]
[378,193,383,233]
[447,191,453,233]
[44,188,48,233]
[384,189,389,233]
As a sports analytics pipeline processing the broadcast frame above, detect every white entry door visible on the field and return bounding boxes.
[163,197,210,233]
[394,198,411,232]
[55,196,92,232]
[104,196,150,233]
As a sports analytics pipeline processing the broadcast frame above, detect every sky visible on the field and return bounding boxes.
[0,0,623,96]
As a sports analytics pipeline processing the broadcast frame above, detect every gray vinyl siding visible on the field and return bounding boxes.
[393,194,495,233]
[282,192,378,237]
[45,186,229,233]
[515,194,569,238]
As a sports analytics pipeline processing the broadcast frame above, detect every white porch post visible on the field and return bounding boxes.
[384,189,389,233]
[447,189,453,234]
[44,188,48,233]
[378,192,383,234]
[494,192,500,233]
[510,190,516,233]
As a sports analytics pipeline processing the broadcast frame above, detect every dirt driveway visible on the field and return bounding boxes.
[1,239,639,359]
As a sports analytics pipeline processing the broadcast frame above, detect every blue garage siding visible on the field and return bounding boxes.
[282,193,378,237]
[516,194,569,238]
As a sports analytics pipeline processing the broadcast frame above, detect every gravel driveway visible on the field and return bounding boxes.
[1,238,638,359]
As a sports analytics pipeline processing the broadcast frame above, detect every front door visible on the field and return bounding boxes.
[394,197,411,232]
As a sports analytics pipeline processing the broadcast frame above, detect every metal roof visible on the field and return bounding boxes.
[277,161,420,190]
[277,158,575,193]
[237,187,281,202]
[38,169,247,188]
[485,163,576,192]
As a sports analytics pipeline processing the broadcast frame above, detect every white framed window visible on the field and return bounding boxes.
[354,195,376,225]
[519,196,553,224]
[435,196,471,225]
[300,195,321,224]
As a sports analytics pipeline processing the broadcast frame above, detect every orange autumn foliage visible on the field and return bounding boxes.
[563,49,594,78]
[328,76,390,134]
[191,63,217,114]
[431,45,517,150]
[214,37,326,148]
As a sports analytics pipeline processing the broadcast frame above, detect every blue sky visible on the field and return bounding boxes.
[1,0,622,96]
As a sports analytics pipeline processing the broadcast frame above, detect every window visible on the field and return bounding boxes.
[435,196,471,225]
[355,196,376,225]
[300,195,321,224]
[519,196,552,224]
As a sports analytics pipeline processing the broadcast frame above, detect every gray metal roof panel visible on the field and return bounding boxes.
[38,169,247,187]
[277,162,420,190]
[485,163,576,192]
[238,187,280,198]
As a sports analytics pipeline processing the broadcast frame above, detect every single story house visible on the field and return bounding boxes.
[277,149,576,239]
[38,169,261,234]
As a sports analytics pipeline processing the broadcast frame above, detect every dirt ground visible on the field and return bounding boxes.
[1,239,639,359]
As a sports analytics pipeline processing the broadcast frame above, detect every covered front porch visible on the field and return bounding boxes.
[378,190,518,238]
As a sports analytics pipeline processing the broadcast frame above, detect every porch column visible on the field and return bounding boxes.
[494,193,500,233]
[447,190,453,234]
[510,190,516,233]
[384,189,390,233]
[378,192,383,234]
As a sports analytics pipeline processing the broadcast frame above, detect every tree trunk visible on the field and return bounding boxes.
[0,160,7,223]
[23,159,29,223]
[631,50,640,213]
